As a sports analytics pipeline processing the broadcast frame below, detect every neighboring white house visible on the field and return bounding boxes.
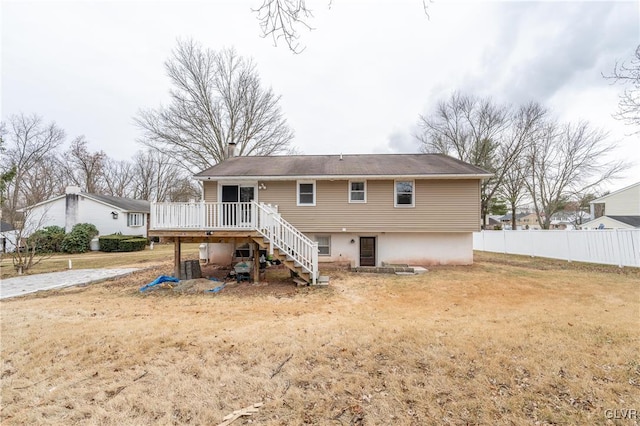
[1,220,19,253]
[581,182,640,229]
[19,186,151,237]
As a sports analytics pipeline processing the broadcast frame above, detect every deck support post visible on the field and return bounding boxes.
[253,241,260,283]
[174,237,181,279]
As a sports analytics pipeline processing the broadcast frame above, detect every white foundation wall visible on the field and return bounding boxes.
[376,232,472,266]
[320,232,473,266]
[204,232,473,267]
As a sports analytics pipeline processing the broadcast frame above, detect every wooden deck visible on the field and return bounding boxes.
[149,201,319,284]
[149,229,261,243]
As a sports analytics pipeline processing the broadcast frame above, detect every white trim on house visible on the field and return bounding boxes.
[216,181,259,204]
[348,180,367,203]
[195,173,493,182]
[296,180,316,206]
[394,179,415,208]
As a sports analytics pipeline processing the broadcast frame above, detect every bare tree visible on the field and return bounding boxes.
[136,40,295,173]
[103,158,135,198]
[604,45,640,132]
[1,113,66,225]
[252,1,432,53]
[167,177,201,202]
[64,136,107,193]
[20,153,67,207]
[525,120,628,229]
[498,156,529,230]
[254,0,313,53]
[417,93,546,227]
[131,149,190,201]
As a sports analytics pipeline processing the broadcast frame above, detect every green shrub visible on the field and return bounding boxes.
[98,235,129,252]
[29,225,66,253]
[119,238,147,252]
[99,234,146,252]
[61,223,99,254]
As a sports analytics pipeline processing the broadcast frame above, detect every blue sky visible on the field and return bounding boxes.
[2,0,638,192]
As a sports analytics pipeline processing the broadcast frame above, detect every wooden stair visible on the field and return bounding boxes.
[252,237,314,285]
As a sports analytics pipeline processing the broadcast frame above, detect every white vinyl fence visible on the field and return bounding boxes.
[473,229,640,268]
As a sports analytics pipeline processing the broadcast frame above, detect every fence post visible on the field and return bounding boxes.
[615,228,623,268]
[565,230,571,263]
[530,229,535,258]
[503,230,507,254]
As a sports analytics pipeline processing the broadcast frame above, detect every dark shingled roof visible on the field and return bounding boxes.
[83,193,150,213]
[608,216,640,228]
[195,154,491,179]
[1,221,15,232]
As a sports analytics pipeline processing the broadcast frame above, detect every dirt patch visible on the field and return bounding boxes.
[135,263,305,298]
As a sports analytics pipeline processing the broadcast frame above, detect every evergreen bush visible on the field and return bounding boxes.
[29,226,66,253]
[99,234,146,252]
[61,223,99,254]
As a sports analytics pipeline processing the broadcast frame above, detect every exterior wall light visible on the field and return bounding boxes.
[111,211,119,219]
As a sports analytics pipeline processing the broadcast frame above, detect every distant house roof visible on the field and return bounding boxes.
[487,217,501,225]
[500,212,528,221]
[1,221,15,232]
[194,154,492,180]
[19,193,150,213]
[608,216,640,227]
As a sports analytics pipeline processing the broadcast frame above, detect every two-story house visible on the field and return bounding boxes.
[149,147,491,283]
[581,182,640,229]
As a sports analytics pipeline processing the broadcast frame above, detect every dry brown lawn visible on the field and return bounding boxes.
[1,252,639,425]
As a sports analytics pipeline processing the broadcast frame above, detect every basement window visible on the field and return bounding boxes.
[315,235,331,256]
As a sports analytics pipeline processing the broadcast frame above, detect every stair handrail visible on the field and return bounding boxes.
[253,201,318,284]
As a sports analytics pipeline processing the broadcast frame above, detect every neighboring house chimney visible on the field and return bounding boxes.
[65,186,80,232]
[226,142,237,159]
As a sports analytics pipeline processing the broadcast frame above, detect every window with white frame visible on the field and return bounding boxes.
[127,212,145,227]
[349,181,366,203]
[315,235,331,256]
[395,180,414,207]
[297,181,316,206]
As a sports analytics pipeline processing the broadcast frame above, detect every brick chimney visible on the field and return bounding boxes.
[226,142,237,159]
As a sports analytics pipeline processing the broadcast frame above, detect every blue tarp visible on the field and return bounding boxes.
[206,277,225,293]
[139,275,180,292]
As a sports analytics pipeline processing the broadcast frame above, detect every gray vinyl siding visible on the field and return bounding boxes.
[258,179,481,233]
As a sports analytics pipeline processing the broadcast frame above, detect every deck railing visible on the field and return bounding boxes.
[151,201,257,230]
[150,201,318,284]
[253,202,318,283]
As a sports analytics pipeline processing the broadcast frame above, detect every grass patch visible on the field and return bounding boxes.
[1,252,638,425]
